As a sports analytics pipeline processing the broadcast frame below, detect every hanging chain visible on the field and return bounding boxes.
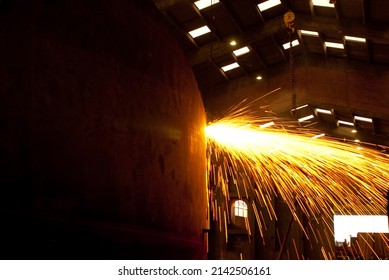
[289,30,297,117]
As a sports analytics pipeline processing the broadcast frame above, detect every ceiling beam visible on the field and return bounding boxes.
[191,2,221,40]
[188,13,389,65]
[209,59,230,81]
[161,10,199,48]
[249,0,265,23]
[362,0,368,24]
[237,60,249,76]
[296,30,308,55]
[271,35,287,61]
[318,33,328,59]
[153,0,195,11]
[232,52,389,80]
[342,37,349,60]
[334,0,342,25]
[219,0,244,34]
[366,39,372,64]
[280,0,292,10]
[308,0,315,17]
[299,15,389,42]
[251,47,268,70]
[188,16,285,65]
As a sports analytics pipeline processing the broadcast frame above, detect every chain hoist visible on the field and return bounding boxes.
[284,10,297,116]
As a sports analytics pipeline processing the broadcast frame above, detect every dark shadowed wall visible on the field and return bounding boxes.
[0,0,207,259]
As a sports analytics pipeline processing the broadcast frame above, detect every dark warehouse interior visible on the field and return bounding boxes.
[1,0,389,260]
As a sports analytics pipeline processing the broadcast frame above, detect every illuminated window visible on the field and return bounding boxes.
[257,0,281,11]
[312,0,334,8]
[325,42,344,49]
[221,62,240,72]
[338,120,354,127]
[301,30,319,37]
[316,108,332,115]
[345,36,366,43]
[298,114,314,122]
[194,0,220,10]
[233,46,250,57]
[291,104,309,111]
[312,133,325,139]
[283,39,299,50]
[234,200,248,218]
[354,115,373,123]
[260,121,274,128]
[189,25,211,38]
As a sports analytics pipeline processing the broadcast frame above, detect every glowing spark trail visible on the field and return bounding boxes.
[206,96,389,259]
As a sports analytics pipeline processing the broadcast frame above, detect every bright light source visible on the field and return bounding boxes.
[256,75,262,80]
[233,46,250,57]
[291,104,309,111]
[325,42,344,49]
[259,121,275,129]
[312,133,325,139]
[351,129,357,133]
[312,0,334,8]
[354,115,373,123]
[230,40,237,46]
[221,62,239,72]
[338,120,354,126]
[354,139,360,143]
[189,25,211,38]
[345,35,366,43]
[298,115,315,122]
[257,0,281,11]
[301,30,319,36]
[316,108,332,115]
[194,0,220,10]
[283,39,299,50]
[334,215,389,244]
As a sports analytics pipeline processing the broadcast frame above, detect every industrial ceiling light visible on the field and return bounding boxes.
[291,104,309,112]
[338,120,354,126]
[316,108,332,115]
[221,62,239,72]
[312,0,334,7]
[194,0,220,10]
[351,129,357,133]
[325,41,344,49]
[298,115,314,122]
[233,46,250,56]
[345,36,366,43]
[312,133,325,139]
[188,25,211,38]
[259,121,275,128]
[257,0,281,12]
[354,115,373,123]
[283,39,299,50]
[256,75,262,80]
[301,30,319,36]
[230,40,237,46]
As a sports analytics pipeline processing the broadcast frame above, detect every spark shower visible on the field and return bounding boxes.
[205,91,389,259]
